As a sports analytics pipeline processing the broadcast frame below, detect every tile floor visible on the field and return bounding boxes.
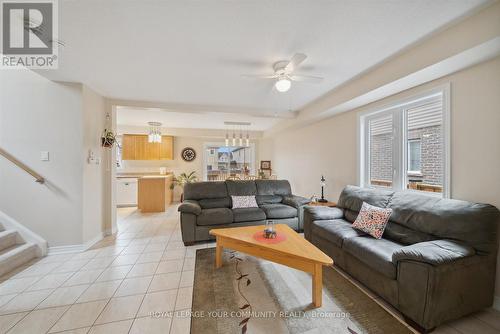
[0,206,203,334]
[0,205,498,334]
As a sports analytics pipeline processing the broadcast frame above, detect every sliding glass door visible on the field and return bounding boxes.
[203,143,255,181]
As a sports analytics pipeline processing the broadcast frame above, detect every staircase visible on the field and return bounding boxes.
[0,223,38,277]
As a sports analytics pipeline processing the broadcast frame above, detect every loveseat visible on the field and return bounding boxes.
[178,180,310,245]
[304,185,499,331]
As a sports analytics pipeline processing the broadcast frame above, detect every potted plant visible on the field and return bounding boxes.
[170,171,198,201]
[101,129,117,148]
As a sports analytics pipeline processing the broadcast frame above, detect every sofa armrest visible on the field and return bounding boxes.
[392,240,475,266]
[178,200,202,216]
[282,195,311,208]
[303,206,344,240]
[303,206,344,221]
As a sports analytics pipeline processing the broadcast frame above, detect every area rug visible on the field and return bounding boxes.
[191,248,411,334]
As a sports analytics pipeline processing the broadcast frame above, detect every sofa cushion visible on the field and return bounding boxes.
[343,236,403,279]
[312,219,363,248]
[196,208,233,226]
[392,239,476,266]
[226,180,257,196]
[184,182,228,200]
[260,204,297,219]
[383,222,436,245]
[337,185,394,212]
[256,195,283,205]
[255,180,292,196]
[388,191,500,254]
[198,197,230,209]
[232,208,266,223]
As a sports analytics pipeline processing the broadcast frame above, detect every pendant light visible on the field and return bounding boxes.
[246,132,250,147]
[147,122,162,143]
[225,132,229,147]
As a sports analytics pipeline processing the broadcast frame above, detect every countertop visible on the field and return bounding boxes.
[116,172,173,179]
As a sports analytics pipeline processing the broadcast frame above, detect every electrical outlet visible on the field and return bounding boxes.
[40,151,49,161]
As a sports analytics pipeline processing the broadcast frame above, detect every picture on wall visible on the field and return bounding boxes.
[260,160,271,170]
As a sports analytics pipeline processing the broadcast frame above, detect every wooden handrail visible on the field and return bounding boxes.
[0,147,45,184]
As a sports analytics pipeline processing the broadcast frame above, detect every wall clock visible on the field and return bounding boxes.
[181,147,196,162]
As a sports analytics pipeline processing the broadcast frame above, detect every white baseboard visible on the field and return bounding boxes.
[493,296,500,311]
[48,231,107,255]
[0,210,48,257]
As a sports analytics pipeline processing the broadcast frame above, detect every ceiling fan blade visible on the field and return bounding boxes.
[284,53,307,72]
[241,74,277,80]
[290,75,324,83]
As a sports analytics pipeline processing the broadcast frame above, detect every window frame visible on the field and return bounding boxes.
[358,84,450,198]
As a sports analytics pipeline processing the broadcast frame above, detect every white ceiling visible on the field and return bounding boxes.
[40,0,487,120]
[116,106,282,131]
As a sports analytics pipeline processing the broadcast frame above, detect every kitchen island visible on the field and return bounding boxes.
[117,173,174,212]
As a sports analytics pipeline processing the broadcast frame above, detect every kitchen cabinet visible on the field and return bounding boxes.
[121,134,173,160]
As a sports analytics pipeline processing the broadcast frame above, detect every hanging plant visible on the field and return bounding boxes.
[101,129,116,148]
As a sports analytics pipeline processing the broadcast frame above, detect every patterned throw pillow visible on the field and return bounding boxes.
[352,202,392,239]
[231,196,258,209]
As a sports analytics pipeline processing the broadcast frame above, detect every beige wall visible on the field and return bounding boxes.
[82,86,108,244]
[116,126,262,201]
[269,56,500,298]
[0,69,109,248]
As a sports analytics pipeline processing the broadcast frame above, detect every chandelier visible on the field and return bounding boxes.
[224,121,251,147]
[147,122,162,143]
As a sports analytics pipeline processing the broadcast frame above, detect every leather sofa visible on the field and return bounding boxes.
[178,180,310,245]
[304,185,499,331]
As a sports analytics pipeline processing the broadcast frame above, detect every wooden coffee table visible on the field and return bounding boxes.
[209,224,333,308]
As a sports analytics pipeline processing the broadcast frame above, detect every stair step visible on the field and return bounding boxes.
[0,230,18,252]
[0,243,37,277]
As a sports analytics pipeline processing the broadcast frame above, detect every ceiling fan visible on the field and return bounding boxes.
[242,53,323,92]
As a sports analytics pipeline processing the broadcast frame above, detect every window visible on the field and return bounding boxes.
[203,143,255,181]
[360,87,449,197]
[407,139,421,174]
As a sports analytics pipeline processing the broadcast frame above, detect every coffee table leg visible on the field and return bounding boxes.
[312,263,322,308]
[215,238,223,269]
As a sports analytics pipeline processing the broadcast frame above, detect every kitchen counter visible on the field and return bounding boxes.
[116,172,173,179]
[137,174,173,213]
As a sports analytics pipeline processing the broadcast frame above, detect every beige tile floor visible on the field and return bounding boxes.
[0,206,199,334]
[0,205,498,334]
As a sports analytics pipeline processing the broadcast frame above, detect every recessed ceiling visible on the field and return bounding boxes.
[40,0,487,116]
[116,106,282,131]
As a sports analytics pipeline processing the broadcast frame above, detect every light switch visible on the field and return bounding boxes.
[40,151,49,161]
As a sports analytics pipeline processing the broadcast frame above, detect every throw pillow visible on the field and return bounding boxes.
[232,195,258,209]
[352,202,392,239]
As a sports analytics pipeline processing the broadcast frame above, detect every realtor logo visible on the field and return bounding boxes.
[1,0,58,68]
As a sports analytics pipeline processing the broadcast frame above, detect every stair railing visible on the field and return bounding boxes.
[0,147,45,184]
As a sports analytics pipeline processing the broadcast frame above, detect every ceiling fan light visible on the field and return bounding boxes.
[275,78,291,92]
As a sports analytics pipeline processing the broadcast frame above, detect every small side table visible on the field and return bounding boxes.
[308,201,337,207]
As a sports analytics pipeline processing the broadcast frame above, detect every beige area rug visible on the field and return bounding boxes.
[191,248,411,334]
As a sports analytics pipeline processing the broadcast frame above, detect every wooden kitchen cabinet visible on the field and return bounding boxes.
[121,134,136,160]
[121,134,174,160]
[159,136,173,160]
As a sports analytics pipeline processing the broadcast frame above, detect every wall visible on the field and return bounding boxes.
[116,125,262,201]
[268,56,500,299]
[0,69,84,246]
[82,86,108,244]
[0,69,109,248]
